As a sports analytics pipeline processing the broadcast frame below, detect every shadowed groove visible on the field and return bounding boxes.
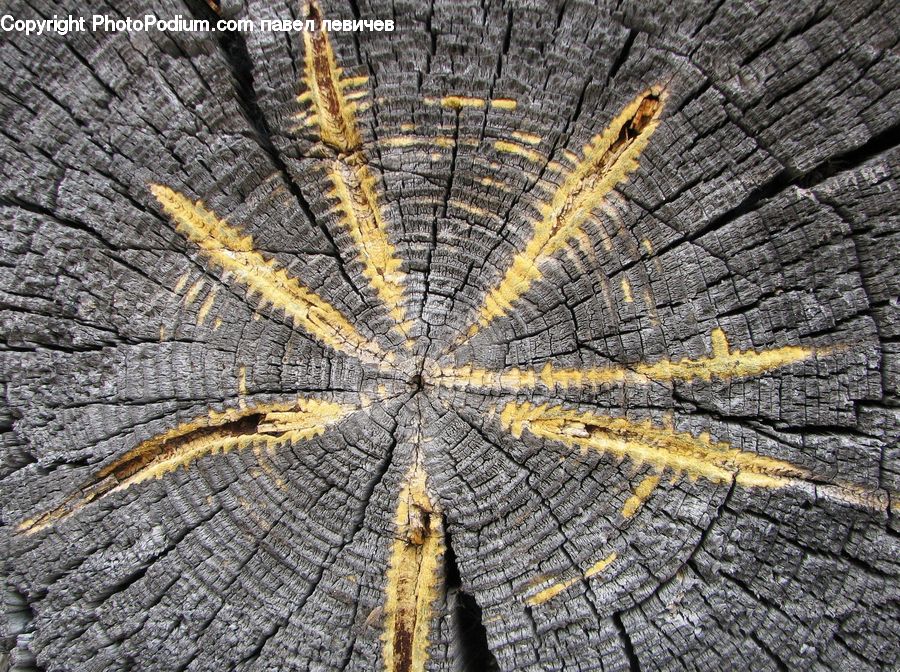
[445,530,499,671]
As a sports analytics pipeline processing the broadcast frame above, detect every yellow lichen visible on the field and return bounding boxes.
[493,140,544,163]
[500,400,806,487]
[297,3,410,335]
[328,161,410,335]
[527,552,617,606]
[433,329,822,390]
[299,0,364,153]
[499,401,884,508]
[622,475,661,518]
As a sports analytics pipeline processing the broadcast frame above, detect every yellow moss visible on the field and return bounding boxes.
[493,140,544,163]
[584,551,618,578]
[381,136,427,148]
[496,401,890,509]
[500,400,808,488]
[196,286,218,325]
[183,279,204,306]
[328,161,409,335]
[527,577,579,605]
[423,96,516,111]
[434,329,822,390]
[300,0,363,153]
[173,272,189,293]
[621,277,634,303]
[527,551,617,606]
[511,130,542,145]
[238,365,247,396]
[477,175,512,192]
[490,98,517,110]
[296,5,409,337]
[436,95,485,109]
[381,136,456,149]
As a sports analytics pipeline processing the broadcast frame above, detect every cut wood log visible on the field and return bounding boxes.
[1,0,898,670]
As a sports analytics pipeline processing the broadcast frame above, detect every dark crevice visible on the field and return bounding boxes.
[652,120,900,261]
[797,122,900,187]
[607,29,636,83]
[17,409,277,535]
[612,611,641,672]
[445,530,499,672]
[441,112,461,218]
[425,1,437,58]
[2,585,42,672]
[553,0,569,32]
[499,10,513,79]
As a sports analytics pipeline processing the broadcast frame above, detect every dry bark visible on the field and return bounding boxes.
[1,0,899,671]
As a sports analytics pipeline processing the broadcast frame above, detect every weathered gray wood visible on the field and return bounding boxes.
[1,0,898,670]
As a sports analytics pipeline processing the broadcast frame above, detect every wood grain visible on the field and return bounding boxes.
[2,0,898,670]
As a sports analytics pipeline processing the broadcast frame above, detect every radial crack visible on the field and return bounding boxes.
[151,185,387,364]
[296,0,411,337]
[382,462,445,672]
[459,87,665,341]
[18,398,358,535]
[298,0,365,154]
[433,328,825,390]
[499,401,890,510]
[328,160,413,338]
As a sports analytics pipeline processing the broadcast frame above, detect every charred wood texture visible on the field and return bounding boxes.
[2,0,899,670]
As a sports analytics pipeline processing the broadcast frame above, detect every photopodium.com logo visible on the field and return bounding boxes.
[0,13,395,36]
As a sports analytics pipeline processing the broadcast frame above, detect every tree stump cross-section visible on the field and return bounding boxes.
[2,0,899,671]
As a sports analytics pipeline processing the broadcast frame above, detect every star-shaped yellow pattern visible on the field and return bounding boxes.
[16,3,890,671]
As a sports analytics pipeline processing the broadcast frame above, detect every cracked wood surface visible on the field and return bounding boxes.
[1,0,899,671]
